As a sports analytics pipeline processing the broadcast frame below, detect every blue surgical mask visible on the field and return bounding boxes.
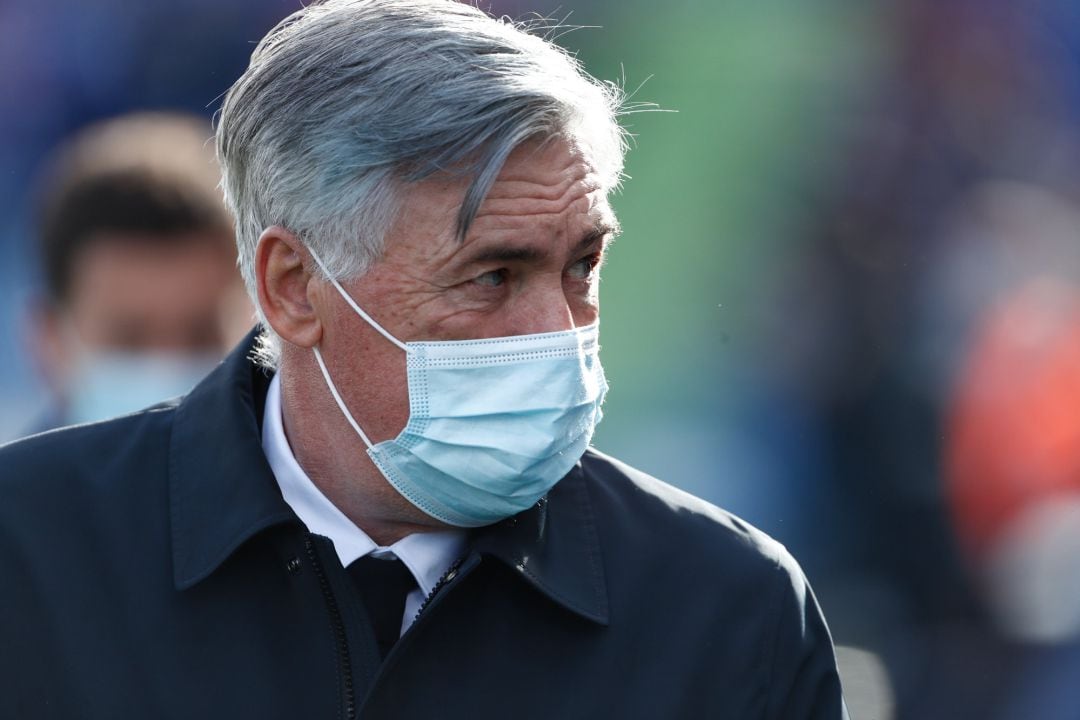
[66,350,219,425]
[309,251,608,528]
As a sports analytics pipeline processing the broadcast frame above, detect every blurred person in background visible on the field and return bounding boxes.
[25,111,253,431]
[0,1,846,718]
[0,0,296,439]
[946,274,1080,720]
[932,186,1080,720]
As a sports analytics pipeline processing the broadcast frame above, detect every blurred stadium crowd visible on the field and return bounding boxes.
[4,0,1080,717]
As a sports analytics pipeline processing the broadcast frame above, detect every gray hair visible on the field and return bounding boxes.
[215,0,628,367]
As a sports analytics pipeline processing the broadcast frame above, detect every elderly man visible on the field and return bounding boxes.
[0,1,847,718]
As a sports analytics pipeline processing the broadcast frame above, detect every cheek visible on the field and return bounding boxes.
[324,302,413,437]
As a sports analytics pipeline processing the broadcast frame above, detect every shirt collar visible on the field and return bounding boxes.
[169,329,608,625]
[261,373,465,597]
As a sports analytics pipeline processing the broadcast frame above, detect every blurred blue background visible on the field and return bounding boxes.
[6,1,1080,717]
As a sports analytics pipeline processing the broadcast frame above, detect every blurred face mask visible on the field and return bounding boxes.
[309,249,608,528]
[66,350,218,425]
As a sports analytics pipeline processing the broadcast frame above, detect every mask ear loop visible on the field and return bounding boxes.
[307,247,410,449]
[313,345,375,450]
[308,248,408,352]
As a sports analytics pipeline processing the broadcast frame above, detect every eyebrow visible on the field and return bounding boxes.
[464,223,617,266]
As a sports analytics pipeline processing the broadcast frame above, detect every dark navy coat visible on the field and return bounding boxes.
[0,331,848,718]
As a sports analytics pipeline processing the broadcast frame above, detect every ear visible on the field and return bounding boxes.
[255,226,322,349]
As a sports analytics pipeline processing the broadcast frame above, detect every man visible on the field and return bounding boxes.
[0,2,848,718]
[26,111,253,430]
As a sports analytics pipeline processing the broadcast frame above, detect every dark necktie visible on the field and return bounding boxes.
[347,555,416,660]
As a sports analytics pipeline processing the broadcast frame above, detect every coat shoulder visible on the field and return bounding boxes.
[0,406,177,530]
[577,448,847,720]
[580,447,796,582]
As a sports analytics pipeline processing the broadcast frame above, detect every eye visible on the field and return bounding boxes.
[567,254,601,281]
[472,269,507,288]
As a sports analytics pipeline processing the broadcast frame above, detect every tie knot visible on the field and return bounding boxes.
[347,555,417,660]
[349,555,415,595]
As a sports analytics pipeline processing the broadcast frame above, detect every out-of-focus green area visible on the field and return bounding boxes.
[569,0,881,488]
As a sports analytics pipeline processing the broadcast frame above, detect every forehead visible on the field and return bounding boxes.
[68,233,235,325]
[386,139,613,258]
[474,138,607,217]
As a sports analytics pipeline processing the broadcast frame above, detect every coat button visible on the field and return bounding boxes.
[286,557,302,574]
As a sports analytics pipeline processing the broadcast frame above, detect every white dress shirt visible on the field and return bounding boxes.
[261,374,466,635]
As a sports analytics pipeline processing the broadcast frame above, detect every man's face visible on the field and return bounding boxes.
[38,233,252,396]
[311,137,616,444]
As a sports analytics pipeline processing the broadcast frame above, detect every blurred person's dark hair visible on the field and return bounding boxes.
[24,111,252,432]
[33,112,233,308]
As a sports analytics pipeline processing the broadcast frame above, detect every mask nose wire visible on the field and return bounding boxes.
[308,247,409,352]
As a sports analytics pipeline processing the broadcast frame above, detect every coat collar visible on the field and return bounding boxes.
[470,467,610,625]
[169,328,296,590]
[169,329,609,625]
